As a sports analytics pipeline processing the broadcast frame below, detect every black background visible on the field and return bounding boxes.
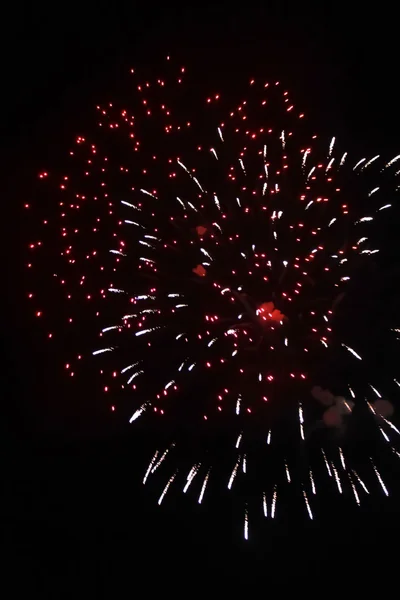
[3,3,400,592]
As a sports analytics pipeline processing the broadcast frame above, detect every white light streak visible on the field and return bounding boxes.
[342,343,362,360]
[198,470,210,504]
[158,472,177,505]
[143,451,159,484]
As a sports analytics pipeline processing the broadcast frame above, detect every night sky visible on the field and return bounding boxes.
[3,4,400,592]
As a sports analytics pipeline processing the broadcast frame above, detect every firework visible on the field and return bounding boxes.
[28,57,399,535]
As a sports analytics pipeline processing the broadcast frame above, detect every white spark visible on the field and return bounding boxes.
[210,148,218,160]
[200,247,213,261]
[302,148,310,167]
[322,449,332,477]
[135,327,159,337]
[332,462,343,493]
[371,460,389,496]
[309,469,316,495]
[228,457,240,489]
[339,447,346,470]
[143,451,159,484]
[121,200,141,211]
[326,158,334,172]
[198,470,210,504]
[183,464,199,493]
[352,470,369,494]
[369,384,382,398]
[158,471,177,505]
[151,446,172,473]
[124,220,142,227]
[140,188,157,198]
[263,492,268,517]
[92,347,115,355]
[348,472,361,506]
[353,158,366,171]
[121,362,140,374]
[129,402,147,423]
[306,166,316,181]
[271,486,277,519]
[303,490,313,519]
[127,370,144,384]
[342,343,362,360]
[385,154,400,169]
[362,155,379,170]
[187,201,198,212]
[328,136,335,157]
[299,403,305,440]
[236,397,241,415]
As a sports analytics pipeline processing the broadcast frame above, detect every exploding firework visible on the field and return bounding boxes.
[27,57,400,538]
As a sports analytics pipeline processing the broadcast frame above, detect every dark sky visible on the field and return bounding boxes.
[3,4,400,592]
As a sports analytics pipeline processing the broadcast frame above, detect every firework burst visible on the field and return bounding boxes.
[27,57,400,535]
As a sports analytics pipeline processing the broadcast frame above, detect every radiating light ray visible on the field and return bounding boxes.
[332,462,343,493]
[143,451,159,484]
[228,457,240,490]
[183,464,199,493]
[285,461,291,483]
[339,447,346,470]
[371,460,389,496]
[299,403,305,440]
[271,486,277,519]
[348,472,361,506]
[158,471,177,505]
[369,384,382,398]
[352,470,369,494]
[262,492,268,517]
[342,344,362,360]
[152,445,173,473]
[309,469,316,494]
[129,402,148,422]
[303,489,313,519]
[198,469,210,504]
[322,450,332,477]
